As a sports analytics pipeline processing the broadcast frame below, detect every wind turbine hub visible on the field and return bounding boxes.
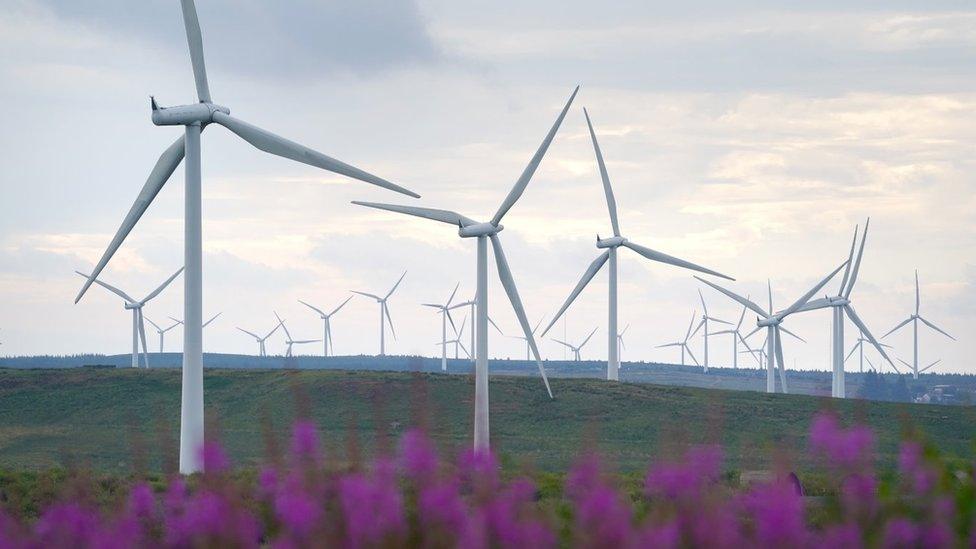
[828,296,850,306]
[458,222,502,238]
[757,317,780,327]
[124,302,142,310]
[151,100,230,126]
[596,235,627,248]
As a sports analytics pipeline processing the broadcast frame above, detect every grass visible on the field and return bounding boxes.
[0,367,972,476]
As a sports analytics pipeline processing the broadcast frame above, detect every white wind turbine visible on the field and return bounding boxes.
[552,327,598,362]
[882,270,955,379]
[709,303,757,370]
[657,310,701,367]
[353,86,579,450]
[145,317,182,353]
[298,296,353,357]
[692,290,732,373]
[274,312,321,358]
[438,315,471,361]
[75,268,184,368]
[616,324,629,363]
[793,221,894,398]
[422,283,461,371]
[353,272,406,357]
[845,330,894,373]
[541,108,733,381]
[449,296,504,363]
[236,319,282,357]
[72,0,418,474]
[506,315,545,361]
[169,312,222,330]
[695,261,848,394]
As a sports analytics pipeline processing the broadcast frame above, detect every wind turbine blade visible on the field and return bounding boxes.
[625,241,734,281]
[211,112,418,198]
[445,309,458,336]
[327,324,334,350]
[580,327,598,348]
[778,261,848,319]
[298,299,326,317]
[491,86,579,226]
[203,312,221,327]
[774,331,788,393]
[551,339,573,349]
[620,324,630,336]
[844,305,895,366]
[694,277,767,318]
[710,329,734,335]
[707,317,732,325]
[293,339,321,344]
[144,316,162,332]
[236,327,260,339]
[274,312,292,340]
[265,320,283,340]
[351,201,475,227]
[582,108,620,236]
[794,297,832,313]
[689,319,704,339]
[351,291,381,300]
[684,310,698,340]
[779,326,806,343]
[326,295,353,317]
[885,357,900,374]
[915,270,920,315]
[178,0,211,103]
[385,271,407,299]
[541,250,610,336]
[532,315,546,335]
[744,325,762,340]
[168,316,184,325]
[736,303,747,330]
[918,316,955,340]
[74,142,186,304]
[490,234,553,397]
[920,359,941,373]
[843,218,870,298]
[458,340,471,359]
[844,342,859,363]
[656,342,682,348]
[384,302,397,341]
[137,309,150,368]
[142,267,185,303]
[882,317,913,339]
[897,358,912,370]
[837,224,858,296]
[458,315,467,337]
[737,332,756,356]
[698,288,708,315]
[74,271,136,304]
[685,346,700,367]
[446,282,460,307]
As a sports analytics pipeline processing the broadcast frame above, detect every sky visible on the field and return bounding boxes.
[1,0,974,374]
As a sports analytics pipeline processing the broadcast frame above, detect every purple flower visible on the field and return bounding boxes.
[290,419,322,465]
[882,518,919,548]
[200,440,230,473]
[399,428,439,482]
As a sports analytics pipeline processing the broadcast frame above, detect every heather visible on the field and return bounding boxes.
[0,412,973,547]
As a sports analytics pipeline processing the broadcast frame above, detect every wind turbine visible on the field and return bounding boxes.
[845,329,893,373]
[236,319,282,357]
[882,270,955,379]
[506,315,545,361]
[791,221,894,398]
[74,268,184,368]
[695,261,847,394]
[552,327,599,362]
[438,315,471,361]
[71,0,418,474]
[898,357,940,375]
[169,312,222,329]
[353,86,578,450]
[274,312,321,358]
[449,296,504,362]
[692,290,732,373]
[298,296,353,357]
[422,283,460,371]
[540,108,733,381]
[145,317,181,353]
[656,310,700,367]
[616,324,629,363]
[709,302,757,370]
[353,272,406,356]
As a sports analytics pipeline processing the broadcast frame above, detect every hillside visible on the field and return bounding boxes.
[0,368,973,475]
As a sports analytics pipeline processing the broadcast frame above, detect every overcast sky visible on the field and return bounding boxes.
[1,0,974,374]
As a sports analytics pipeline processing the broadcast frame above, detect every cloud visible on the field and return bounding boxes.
[32,0,441,79]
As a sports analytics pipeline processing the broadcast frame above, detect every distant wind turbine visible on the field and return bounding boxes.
[616,324,629,363]
[695,260,847,394]
[657,310,701,367]
[422,283,461,371]
[145,317,181,353]
[506,315,546,361]
[709,302,757,370]
[169,312,222,329]
[449,296,504,362]
[438,315,471,361]
[274,312,321,357]
[845,329,894,374]
[353,272,406,356]
[71,0,418,474]
[75,268,184,368]
[236,319,283,357]
[541,108,733,381]
[552,327,599,362]
[692,290,732,373]
[353,86,579,450]
[882,270,955,379]
[298,296,353,357]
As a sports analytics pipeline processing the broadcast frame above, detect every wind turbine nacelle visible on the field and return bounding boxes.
[124,302,141,310]
[596,236,626,248]
[458,223,502,238]
[756,317,778,327]
[827,297,850,306]
[151,101,230,126]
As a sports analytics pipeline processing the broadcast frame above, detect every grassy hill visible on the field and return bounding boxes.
[0,367,972,475]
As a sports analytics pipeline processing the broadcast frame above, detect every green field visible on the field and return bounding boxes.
[0,368,972,475]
